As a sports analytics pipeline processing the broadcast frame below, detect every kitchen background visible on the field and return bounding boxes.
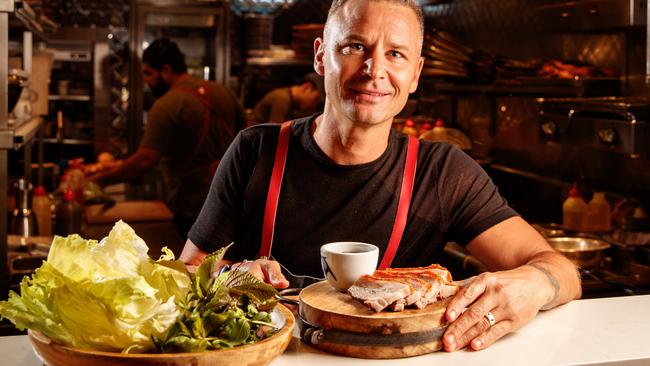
[2,0,650,316]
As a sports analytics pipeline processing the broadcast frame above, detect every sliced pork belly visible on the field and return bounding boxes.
[380,267,449,304]
[424,264,453,284]
[383,264,453,284]
[347,275,412,312]
[439,284,459,299]
[389,298,407,312]
[348,264,458,312]
[373,270,432,309]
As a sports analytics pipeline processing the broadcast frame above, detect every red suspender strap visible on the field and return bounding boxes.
[259,121,293,258]
[378,135,419,269]
[259,126,418,265]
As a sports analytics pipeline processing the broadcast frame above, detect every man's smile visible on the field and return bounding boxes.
[348,87,391,102]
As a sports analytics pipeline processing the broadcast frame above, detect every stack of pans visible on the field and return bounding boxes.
[422,29,541,83]
[422,29,472,79]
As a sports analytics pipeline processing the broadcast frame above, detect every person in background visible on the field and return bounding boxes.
[90,38,246,237]
[180,0,581,353]
[251,72,324,124]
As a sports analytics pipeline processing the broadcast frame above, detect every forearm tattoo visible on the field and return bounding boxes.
[528,263,560,310]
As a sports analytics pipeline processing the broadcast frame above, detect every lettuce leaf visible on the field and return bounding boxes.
[0,220,191,353]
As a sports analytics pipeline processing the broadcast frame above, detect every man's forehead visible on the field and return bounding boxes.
[326,1,421,45]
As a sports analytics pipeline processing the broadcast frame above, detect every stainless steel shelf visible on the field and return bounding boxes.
[42,137,92,145]
[10,1,55,42]
[0,116,42,149]
[246,57,313,66]
[48,95,91,101]
[423,78,621,97]
[1,0,15,302]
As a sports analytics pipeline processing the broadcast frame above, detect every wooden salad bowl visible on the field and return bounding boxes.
[28,305,295,366]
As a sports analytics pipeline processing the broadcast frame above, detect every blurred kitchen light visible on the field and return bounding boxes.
[232,0,294,15]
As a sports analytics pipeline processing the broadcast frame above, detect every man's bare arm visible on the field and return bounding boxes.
[467,216,581,307]
[179,239,213,268]
[443,216,581,352]
[89,147,161,186]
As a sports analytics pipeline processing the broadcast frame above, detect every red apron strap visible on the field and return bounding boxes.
[172,82,213,166]
[378,135,419,269]
[259,121,293,258]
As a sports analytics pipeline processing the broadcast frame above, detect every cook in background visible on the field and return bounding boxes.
[180,0,581,352]
[90,38,246,238]
[250,72,324,124]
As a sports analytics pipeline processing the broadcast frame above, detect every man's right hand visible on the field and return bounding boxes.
[180,240,290,289]
[231,258,290,289]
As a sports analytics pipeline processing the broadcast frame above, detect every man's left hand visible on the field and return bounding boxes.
[442,265,551,351]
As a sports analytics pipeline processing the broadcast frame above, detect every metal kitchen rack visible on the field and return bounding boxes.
[422,78,622,98]
[0,0,45,299]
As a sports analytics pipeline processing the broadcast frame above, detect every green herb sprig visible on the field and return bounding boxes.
[154,244,279,352]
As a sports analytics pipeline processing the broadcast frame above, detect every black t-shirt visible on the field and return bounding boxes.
[189,115,517,279]
[141,78,245,225]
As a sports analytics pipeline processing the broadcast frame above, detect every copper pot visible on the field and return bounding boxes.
[546,237,610,269]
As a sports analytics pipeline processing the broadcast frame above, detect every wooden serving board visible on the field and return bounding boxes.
[299,281,451,359]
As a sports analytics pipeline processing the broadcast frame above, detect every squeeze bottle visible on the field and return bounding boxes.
[563,184,587,231]
[32,185,53,236]
[585,192,611,232]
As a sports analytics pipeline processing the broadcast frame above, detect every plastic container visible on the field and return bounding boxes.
[426,118,449,141]
[563,184,587,231]
[585,192,611,232]
[55,187,82,236]
[32,185,53,236]
[401,119,419,137]
[418,122,433,138]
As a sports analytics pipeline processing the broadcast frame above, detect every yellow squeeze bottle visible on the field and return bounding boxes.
[402,119,419,137]
[32,186,52,236]
[563,184,587,231]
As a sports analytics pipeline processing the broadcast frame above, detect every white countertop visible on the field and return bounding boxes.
[3,295,650,366]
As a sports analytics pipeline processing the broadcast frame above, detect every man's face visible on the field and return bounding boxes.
[315,0,423,127]
[142,63,169,98]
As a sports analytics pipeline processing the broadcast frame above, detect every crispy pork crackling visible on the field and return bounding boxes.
[347,264,458,312]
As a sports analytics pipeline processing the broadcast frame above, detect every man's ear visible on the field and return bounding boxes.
[409,56,424,94]
[314,38,325,76]
[161,64,173,81]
